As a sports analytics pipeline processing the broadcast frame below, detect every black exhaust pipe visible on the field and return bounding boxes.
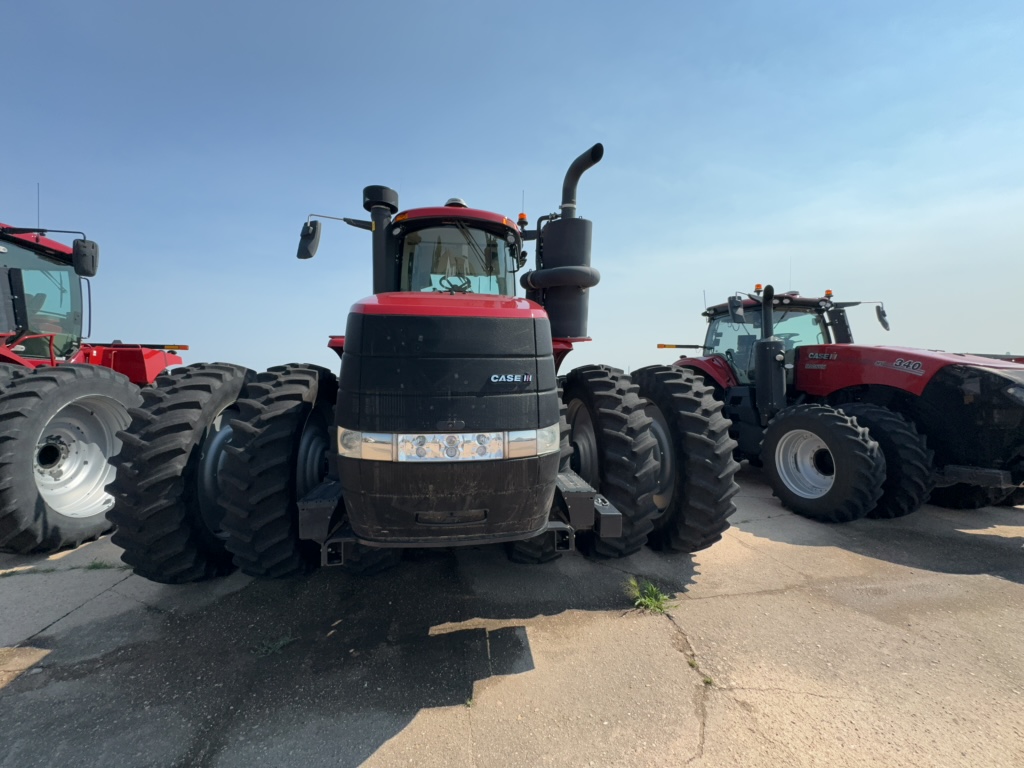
[560,143,604,220]
[754,284,786,425]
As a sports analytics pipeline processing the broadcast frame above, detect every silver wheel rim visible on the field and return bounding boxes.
[34,395,130,518]
[197,405,238,539]
[645,402,674,513]
[774,429,835,499]
[567,398,600,488]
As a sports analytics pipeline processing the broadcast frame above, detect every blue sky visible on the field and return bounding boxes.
[3,0,1022,373]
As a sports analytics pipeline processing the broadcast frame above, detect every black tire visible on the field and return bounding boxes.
[997,486,1024,507]
[839,403,934,519]
[0,365,142,554]
[0,364,29,388]
[927,483,1012,510]
[562,365,658,558]
[219,365,336,578]
[761,403,885,523]
[506,390,572,565]
[633,365,740,552]
[108,363,254,583]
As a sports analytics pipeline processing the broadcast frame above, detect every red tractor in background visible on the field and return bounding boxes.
[659,284,1024,521]
[108,144,741,584]
[0,223,185,554]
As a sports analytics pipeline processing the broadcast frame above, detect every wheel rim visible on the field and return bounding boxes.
[296,408,329,498]
[774,429,835,499]
[645,402,674,514]
[34,395,131,518]
[197,405,239,539]
[567,398,600,488]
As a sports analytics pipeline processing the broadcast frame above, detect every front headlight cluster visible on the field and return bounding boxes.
[337,424,560,463]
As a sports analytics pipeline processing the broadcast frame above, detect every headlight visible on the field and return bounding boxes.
[397,432,504,462]
[536,423,561,456]
[337,425,560,462]
[336,428,394,461]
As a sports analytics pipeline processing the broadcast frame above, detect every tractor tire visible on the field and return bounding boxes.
[108,363,254,583]
[927,483,1012,510]
[997,486,1024,507]
[839,403,934,519]
[506,392,572,565]
[761,403,885,523]
[561,365,658,558]
[632,365,740,552]
[220,364,337,578]
[0,365,142,554]
[0,364,29,388]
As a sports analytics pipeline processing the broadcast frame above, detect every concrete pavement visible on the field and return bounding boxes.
[1,469,1021,767]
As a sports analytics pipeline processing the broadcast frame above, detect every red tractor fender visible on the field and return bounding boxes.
[671,355,739,393]
[793,344,1023,398]
[74,345,185,386]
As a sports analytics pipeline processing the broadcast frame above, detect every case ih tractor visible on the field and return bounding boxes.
[659,284,1024,521]
[107,144,739,584]
[0,223,185,554]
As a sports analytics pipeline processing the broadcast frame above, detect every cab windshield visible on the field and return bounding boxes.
[0,239,83,358]
[705,308,828,384]
[398,223,517,296]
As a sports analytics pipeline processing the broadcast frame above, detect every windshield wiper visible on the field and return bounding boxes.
[453,220,490,276]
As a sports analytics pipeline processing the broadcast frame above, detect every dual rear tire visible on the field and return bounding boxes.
[109,362,400,583]
[0,365,141,554]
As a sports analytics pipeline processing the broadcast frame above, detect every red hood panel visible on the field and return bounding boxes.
[796,344,1024,397]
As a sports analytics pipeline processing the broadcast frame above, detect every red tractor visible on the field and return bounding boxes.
[659,284,1024,521]
[107,144,740,584]
[0,223,185,553]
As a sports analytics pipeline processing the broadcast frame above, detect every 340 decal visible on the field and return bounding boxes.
[874,358,926,376]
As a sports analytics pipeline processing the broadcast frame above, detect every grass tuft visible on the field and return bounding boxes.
[624,576,674,614]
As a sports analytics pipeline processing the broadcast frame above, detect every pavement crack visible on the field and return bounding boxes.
[665,613,708,765]
[22,570,133,644]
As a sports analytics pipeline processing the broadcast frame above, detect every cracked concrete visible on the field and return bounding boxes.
[1,467,1022,767]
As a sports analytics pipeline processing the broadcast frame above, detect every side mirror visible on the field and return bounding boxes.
[72,239,99,277]
[297,220,321,260]
[876,304,890,331]
[727,295,745,324]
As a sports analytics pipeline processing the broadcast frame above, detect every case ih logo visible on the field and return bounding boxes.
[491,373,532,383]
[807,352,838,360]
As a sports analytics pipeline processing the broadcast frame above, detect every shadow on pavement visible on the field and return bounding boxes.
[733,466,1024,585]
[0,545,698,768]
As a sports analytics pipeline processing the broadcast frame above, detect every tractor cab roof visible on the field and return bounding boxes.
[703,290,861,319]
[0,223,74,265]
[393,207,523,245]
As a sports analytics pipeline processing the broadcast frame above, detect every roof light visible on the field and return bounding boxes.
[755,283,763,292]
[825,289,833,298]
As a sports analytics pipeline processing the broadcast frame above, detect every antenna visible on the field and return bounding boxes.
[702,289,707,310]
[521,190,525,211]
[788,255,792,290]
[37,182,41,228]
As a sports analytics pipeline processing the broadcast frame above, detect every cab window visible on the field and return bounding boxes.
[399,224,517,296]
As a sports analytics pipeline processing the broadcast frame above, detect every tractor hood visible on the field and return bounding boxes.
[794,344,1024,398]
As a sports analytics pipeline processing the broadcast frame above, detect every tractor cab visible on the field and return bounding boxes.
[0,225,95,361]
[391,205,522,296]
[701,288,874,383]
